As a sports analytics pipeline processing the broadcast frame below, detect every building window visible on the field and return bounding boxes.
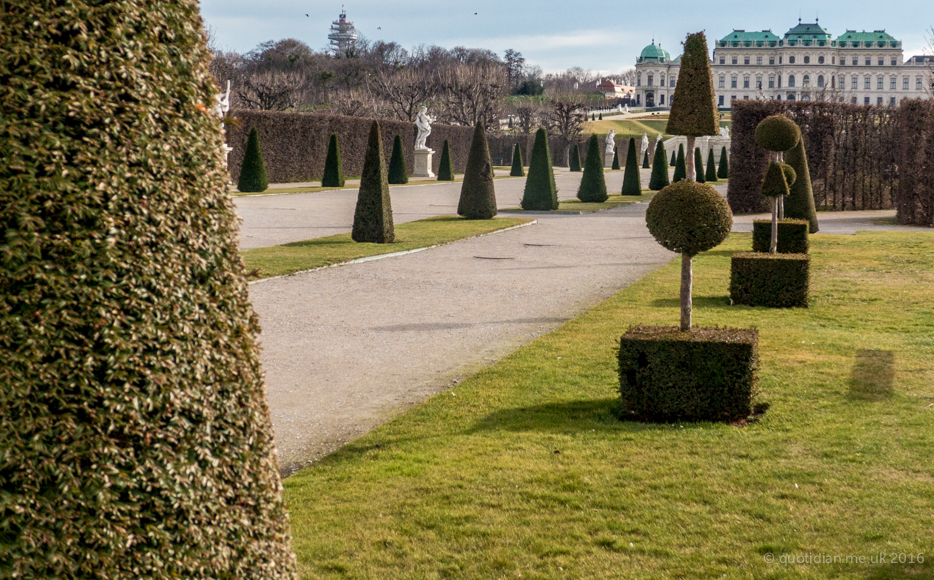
[744,56,750,65]
[777,76,782,88]
[647,74,653,86]
[864,96,870,104]
[818,55,825,64]
[637,76,641,86]
[770,56,775,65]
[803,74,810,86]
[891,57,897,66]
[768,76,775,88]
[817,75,824,88]
[802,94,810,101]
[718,95,724,106]
[719,56,725,64]
[757,56,762,65]
[789,55,796,64]
[743,76,750,88]
[877,77,883,90]
[903,78,909,90]
[660,74,665,86]
[839,76,844,88]
[804,56,810,64]
[670,77,676,87]
[788,75,795,87]
[743,95,749,100]
[832,56,836,64]
[852,76,858,89]
[890,96,896,106]
[660,94,665,104]
[756,76,763,89]
[719,76,725,88]
[865,57,871,65]
[852,57,857,65]
[877,96,883,105]
[731,95,737,103]
[731,76,737,88]
[878,57,884,66]
[788,94,796,101]
[779,56,783,64]
[864,77,871,89]
[918,78,924,90]
[890,77,896,90]
[732,56,738,65]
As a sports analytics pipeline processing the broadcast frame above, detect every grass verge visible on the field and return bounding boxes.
[242,216,534,279]
[284,231,934,579]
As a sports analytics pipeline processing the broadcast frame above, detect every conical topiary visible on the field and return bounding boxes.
[642,149,651,168]
[671,150,677,166]
[577,134,608,202]
[569,143,582,171]
[694,147,705,183]
[387,134,408,184]
[0,3,297,577]
[599,112,603,120]
[649,139,670,190]
[353,121,395,242]
[238,127,268,192]
[322,133,345,187]
[437,139,454,181]
[673,144,687,183]
[611,146,620,170]
[521,127,558,210]
[458,121,498,219]
[784,139,819,233]
[718,147,729,178]
[622,137,642,196]
[510,143,525,177]
[666,32,719,181]
[705,148,718,182]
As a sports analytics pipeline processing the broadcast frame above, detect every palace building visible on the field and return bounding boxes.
[634,20,931,109]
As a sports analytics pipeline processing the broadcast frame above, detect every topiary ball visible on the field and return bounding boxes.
[755,115,801,152]
[780,163,797,187]
[646,180,733,257]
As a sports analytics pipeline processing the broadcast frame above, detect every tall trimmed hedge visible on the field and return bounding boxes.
[718,147,729,178]
[322,133,345,187]
[353,122,395,242]
[438,139,455,181]
[672,144,686,183]
[0,2,297,577]
[521,127,558,210]
[458,121,498,219]
[649,140,670,190]
[387,134,408,184]
[705,148,718,182]
[569,144,582,171]
[238,127,268,192]
[510,143,525,177]
[622,138,642,196]
[694,147,705,183]
[577,134,608,202]
[784,139,819,233]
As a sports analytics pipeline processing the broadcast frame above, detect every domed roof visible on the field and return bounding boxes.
[639,42,671,62]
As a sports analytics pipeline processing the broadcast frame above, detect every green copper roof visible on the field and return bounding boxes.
[784,22,831,40]
[719,30,780,43]
[835,30,900,47]
[639,42,671,62]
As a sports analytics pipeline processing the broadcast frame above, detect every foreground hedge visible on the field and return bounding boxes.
[618,326,758,422]
[730,252,810,308]
[752,219,809,254]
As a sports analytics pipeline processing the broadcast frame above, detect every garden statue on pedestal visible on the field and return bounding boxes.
[605,130,616,167]
[640,133,649,157]
[213,80,233,169]
[413,106,435,177]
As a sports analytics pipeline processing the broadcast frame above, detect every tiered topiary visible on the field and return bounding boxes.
[612,146,620,170]
[649,140,670,190]
[510,143,525,177]
[0,2,297,577]
[622,137,642,196]
[642,149,651,168]
[569,143,582,172]
[577,134,608,202]
[784,139,819,233]
[705,148,718,182]
[438,139,455,181]
[458,121,498,219]
[666,32,719,181]
[718,147,729,178]
[620,181,756,423]
[353,121,395,242]
[322,133,345,187]
[672,144,687,183]
[752,219,809,253]
[755,114,801,254]
[238,127,268,192]
[387,134,408,184]
[521,127,558,210]
[694,147,706,183]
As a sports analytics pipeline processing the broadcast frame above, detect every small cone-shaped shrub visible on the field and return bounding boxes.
[592,113,596,121]
[612,146,621,170]
[577,134,608,202]
[599,113,603,120]
[437,139,455,181]
[322,133,345,187]
[672,144,687,183]
[705,148,718,182]
[718,148,729,178]
[671,150,677,166]
[353,122,395,242]
[784,139,819,233]
[387,134,408,184]
[238,127,268,192]
[521,127,558,210]
[510,143,525,177]
[1,3,297,577]
[622,137,642,196]
[458,121,498,219]
[649,139,670,190]
[694,147,705,183]
[643,149,651,168]
[569,144,582,171]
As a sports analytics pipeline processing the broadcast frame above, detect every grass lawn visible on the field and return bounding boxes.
[284,231,934,579]
[582,119,732,139]
[242,216,534,279]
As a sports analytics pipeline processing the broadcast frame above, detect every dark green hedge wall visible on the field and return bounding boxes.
[751,219,809,254]
[896,100,934,226]
[730,252,810,308]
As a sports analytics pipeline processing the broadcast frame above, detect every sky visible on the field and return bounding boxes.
[200,1,931,75]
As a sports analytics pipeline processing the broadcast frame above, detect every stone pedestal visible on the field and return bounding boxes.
[604,152,615,168]
[413,148,435,178]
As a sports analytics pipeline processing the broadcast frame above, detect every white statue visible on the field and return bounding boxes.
[719,125,731,139]
[605,130,616,154]
[640,132,649,155]
[213,80,231,118]
[415,106,432,150]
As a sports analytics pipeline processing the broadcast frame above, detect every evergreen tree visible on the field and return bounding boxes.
[666,32,719,180]
[521,127,558,210]
[353,122,395,243]
[599,113,603,120]
[642,149,651,168]
[784,139,819,233]
[0,2,297,577]
[648,139,670,190]
[717,147,729,178]
[238,127,268,192]
[673,144,687,183]
[510,143,525,177]
[387,134,408,184]
[458,121,498,219]
[569,143,582,171]
[611,146,620,170]
[671,150,677,166]
[322,133,345,187]
[705,148,718,182]
[694,147,705,183]
[591,113,596,121]
[577,134,608,202]
[622,137,642,196]
[437,139,454,181]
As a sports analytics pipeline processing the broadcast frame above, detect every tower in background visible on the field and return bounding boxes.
[328,6,357,57]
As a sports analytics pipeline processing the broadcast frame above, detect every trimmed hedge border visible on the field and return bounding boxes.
[618,326,759,423]
[730,252,810,308]
[752,219,809,254]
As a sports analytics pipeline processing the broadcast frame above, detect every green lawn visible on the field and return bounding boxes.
[284,231,934,579]
[242,216,534,279]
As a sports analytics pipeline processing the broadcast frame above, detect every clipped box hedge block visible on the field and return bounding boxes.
[618,326,759,423]
[751,219,809,254]
[730,252,810,308]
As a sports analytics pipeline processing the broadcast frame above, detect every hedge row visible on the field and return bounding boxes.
[896,100,934,226]
[730,252,810,308]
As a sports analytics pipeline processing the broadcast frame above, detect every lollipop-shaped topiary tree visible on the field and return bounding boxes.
[755,114,801,254]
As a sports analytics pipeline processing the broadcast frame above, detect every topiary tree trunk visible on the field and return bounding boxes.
[622,137,642,196]
[577,134,608,202]
[673,144,687,183]
[458,121,498,219]
[322,133,345,187]
[569,143,582,171]
[437,139,455,181]
[353,121,395,242]
[694,147,705,183]
[510,142,525,177]
[521,127,558,210]
[718,148,729,178]
[0,2,297,577]
[611,146,620,170]
[784,139,819,233]
[705,148,718,182]
[666,32,719,181]
[649,140,670,190]
[238,127,268,192]
[387,134,408,184]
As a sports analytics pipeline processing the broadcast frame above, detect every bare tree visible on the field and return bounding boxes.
[618,68,637,86]
[328,87,381,118]
[508,99,544,135]
[368,66,435,121]
[544,92,586,165]
[926,27,934,97]
[237,71,305,111]
[435,61,507,129]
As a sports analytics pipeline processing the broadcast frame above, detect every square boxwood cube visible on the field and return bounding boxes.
[730,252,810,308]
[752,219,809,254]
[618,326,759,423]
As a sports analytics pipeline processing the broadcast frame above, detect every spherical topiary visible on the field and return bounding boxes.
[646,181,733,256]
[760,161,791,198]
[755,115,801,152]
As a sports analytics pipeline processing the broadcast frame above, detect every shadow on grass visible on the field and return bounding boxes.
[848,349,895,401]
[651,296,732,309]
[861,557,932,579]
